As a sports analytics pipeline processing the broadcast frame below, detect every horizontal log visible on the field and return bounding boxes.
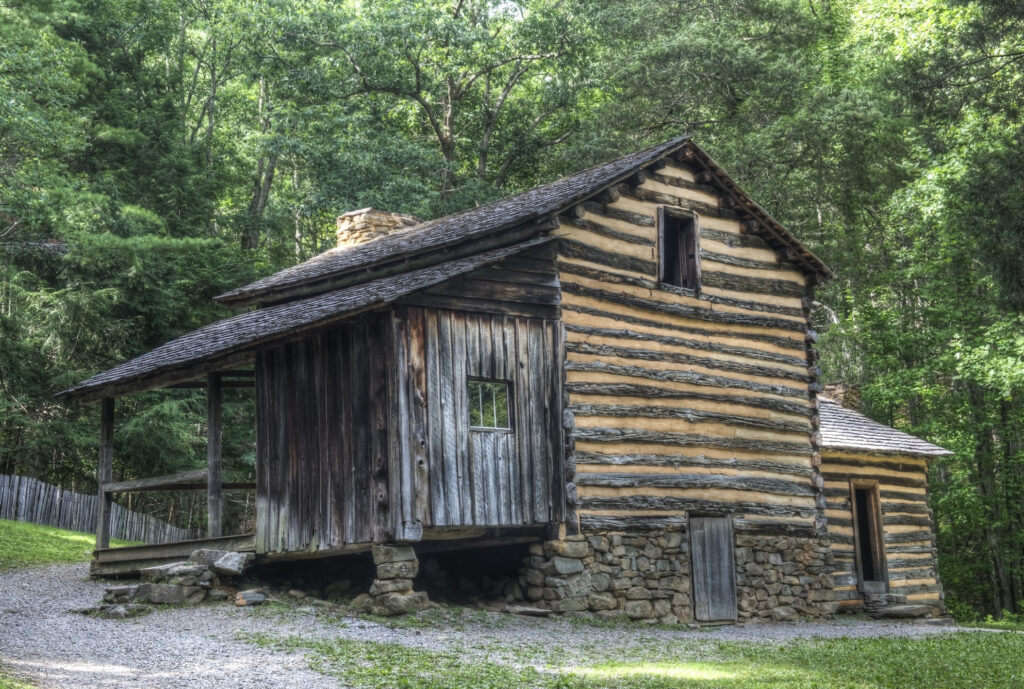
[831,514,932,530]
[565,359,810,400]
[564,324,807,369]
[835,573,858,587]
[822,455,928,474]
[824,487,927,502]
[558,261,806,318]
[565,217,654,247]
[566,341,810,383]
[561,281,805,332]
[570,402,811,435]
[104,469,205,493]
[424,277,559,305]
[888,583,942,596]
[881,501,930,514]
[572,426,813,456]
[623,185,739,220]
[700,249,788,272]
[702,271,808,299]
[572,450,814,478]
[580,495,816,519]
[820,471,926,489]
[885,530,934,544]
[884,514,934,528]
[650,171,718,197]
[888,557,937,570]
[576,472,815,497]
[399,293,559,320]
[579,515,688,532]
[565,382,812,417]
[886,545,936,555]
[732,518,815,537]
[562,303,806,351]
[470,266,559,287]
[700,227,773,251]
[558,238,656,275]
[582,200,654,227]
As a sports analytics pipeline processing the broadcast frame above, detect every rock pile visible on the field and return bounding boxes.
[76,549,253,618]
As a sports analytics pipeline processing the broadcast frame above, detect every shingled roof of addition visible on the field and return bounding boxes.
[819,399,952,457]
[215,136,833,307]
[58,238,551,402]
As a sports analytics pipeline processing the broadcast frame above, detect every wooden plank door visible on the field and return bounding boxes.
[690,516,738,622]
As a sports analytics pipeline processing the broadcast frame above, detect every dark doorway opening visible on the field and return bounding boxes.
[852,484,886,589]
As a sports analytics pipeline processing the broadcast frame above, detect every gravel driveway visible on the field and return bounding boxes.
[0,563,965,688]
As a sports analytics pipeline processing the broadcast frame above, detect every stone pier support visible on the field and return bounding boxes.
[365,545,431,616]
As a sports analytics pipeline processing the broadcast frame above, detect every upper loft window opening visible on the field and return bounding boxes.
[468,379,511,431]
[659,207,700,291]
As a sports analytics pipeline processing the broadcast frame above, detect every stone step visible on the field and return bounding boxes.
[875,604,933,619]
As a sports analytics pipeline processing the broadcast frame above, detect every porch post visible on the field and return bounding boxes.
[96,397,114,549]
[207,372,223,538]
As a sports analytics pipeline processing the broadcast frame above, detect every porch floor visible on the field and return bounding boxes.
[91,533,256,577]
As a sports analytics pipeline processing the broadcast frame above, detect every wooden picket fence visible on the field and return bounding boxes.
[0,474,196,544]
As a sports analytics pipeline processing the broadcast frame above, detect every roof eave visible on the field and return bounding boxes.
[822,443,954,460]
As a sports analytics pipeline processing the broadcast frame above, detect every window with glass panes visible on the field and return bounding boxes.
[467,380,511,430]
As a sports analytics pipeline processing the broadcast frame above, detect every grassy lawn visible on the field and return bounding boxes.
[0,666,35,689]
[244,630,1024,689]
[0,519,138,571]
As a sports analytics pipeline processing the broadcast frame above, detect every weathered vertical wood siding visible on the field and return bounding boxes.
[254,315,391,554]
[563,161,819,536]
[822,451,943,609]
[394,305,564,528]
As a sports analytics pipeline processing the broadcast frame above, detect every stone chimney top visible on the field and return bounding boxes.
[336,208,420,247]
[821,382,861,411]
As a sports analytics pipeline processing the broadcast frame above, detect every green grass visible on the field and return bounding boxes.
[243,630,1024,689]
[0,665,35,689]
[0,519,140,571]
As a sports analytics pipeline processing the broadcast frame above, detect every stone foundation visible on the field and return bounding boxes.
[734,533,836,620]
[520,529,836,623]
[361,545,431,616]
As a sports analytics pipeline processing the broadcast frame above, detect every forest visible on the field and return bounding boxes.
[1,0,1022,619]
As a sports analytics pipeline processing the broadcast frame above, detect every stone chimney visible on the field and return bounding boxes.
[336,208,420,247]
[821,382,862,411]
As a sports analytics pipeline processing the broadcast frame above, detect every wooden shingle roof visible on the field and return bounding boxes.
[214,137,694,307]
[58,238,551,402]
[215,136,833,308]
[819,399,952,458]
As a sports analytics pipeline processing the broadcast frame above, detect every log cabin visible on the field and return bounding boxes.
[59,136,950,621]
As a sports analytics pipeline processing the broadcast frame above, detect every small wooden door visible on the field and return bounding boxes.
[690,516,738,622]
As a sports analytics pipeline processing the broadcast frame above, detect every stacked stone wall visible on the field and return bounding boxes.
[520,528,836,623]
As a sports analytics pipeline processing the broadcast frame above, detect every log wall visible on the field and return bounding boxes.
[559,160,820,536]
[821,450,943,610]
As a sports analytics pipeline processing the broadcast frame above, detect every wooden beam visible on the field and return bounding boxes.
[103,468,256,493]
[207,372,223,538]
[96,398,114,550]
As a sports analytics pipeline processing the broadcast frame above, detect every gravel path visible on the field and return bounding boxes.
[0,563,968,688]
